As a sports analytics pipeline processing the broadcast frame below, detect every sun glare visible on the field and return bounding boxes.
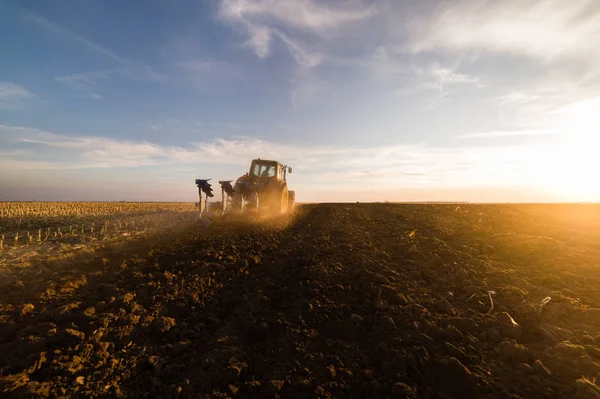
[532,97,600,201]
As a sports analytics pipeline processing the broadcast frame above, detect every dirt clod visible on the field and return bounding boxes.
[151,316,176,333]
[533,359,552,377]
[19,304,34,317]
[496,312,522,340]
[575,377,600,399]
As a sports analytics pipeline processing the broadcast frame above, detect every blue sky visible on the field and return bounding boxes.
[1,0,599,202]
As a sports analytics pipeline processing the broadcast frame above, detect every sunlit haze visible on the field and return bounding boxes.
[1,0,599,202]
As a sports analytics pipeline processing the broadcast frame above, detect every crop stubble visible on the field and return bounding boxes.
[0,203,599,398]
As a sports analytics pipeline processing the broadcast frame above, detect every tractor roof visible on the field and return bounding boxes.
[253,158,280,165]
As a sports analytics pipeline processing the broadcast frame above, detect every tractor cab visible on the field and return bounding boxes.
[248,159,291,181]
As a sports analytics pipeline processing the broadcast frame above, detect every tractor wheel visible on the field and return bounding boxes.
[287,190,295,212]
[276,186,289,214]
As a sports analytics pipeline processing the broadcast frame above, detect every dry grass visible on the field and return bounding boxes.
[0,202,198,267]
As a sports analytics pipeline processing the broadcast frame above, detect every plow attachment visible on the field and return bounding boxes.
[195,179,214,216]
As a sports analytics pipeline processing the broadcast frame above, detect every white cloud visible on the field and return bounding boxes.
[457,129,555,139]
[497,91,543,105]
[0,82,34,108]
[218,0,373,64]
[219,0,374,35]
[0,123,556,191]
[419,62,481,92]
[245,24,272,58]
[405,0,600,63]
[274,30,322,67]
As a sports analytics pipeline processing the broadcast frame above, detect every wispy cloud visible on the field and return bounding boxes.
[219,0,374,35]
[497,91,543,105]
[245,23,272,59]
[25,12,164,90]
[419,62,481,92]
[274,30,322,67]
[55,66,164,90]
[25,12,127,64]
[0,82,34,109]
[457,129,555,139]
[405,0,600,64]
[0,123,555,190]
[218,0,373,63]
[55,70,111,90]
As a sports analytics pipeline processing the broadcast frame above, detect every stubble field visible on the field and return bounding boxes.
[1,203,599,398]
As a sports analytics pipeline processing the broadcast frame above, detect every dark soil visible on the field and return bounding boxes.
[1,203,599,398]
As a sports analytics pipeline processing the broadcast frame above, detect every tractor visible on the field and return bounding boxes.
[196,158,295,216]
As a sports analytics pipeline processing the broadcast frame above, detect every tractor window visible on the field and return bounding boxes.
[252,163,261,176]
[261,165,275,178]
[251,163,276,178]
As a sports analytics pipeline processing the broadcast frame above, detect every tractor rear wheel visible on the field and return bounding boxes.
[288,190,295,212]
[278,186,289,214]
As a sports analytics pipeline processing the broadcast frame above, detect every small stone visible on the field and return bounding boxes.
[350,314,363,325]
[324,365,336,379]
[152,317,176,333]
[20,304,35,317]
[496,341,529,363]
[118,293,135,305]
[118,314,140,326]
[227,385,239,395]
[379,284,397,298]
[556,342,589,357]
[152,377,163,388]
[485,328,502,343]
[295,379,312,390]
[449,317,479,334]
[443,324,464,340]
[465,333,479,346]
[443,342,465,358]
[377,342,390,354]
[95,301,107,312]
[496,312,522,340]
[516,363,534,375]
[245,380,261,392]
[582,335,595,345]
[539,323,576,343]
[83,307,96,316]
[391,293,409,306]
[532,360,552,377]
[370,272,390,284]
[247,321,269,342]
[269,379,285,393]
[378,316,396,330]
[575,377,600,399]
[225,366,242,382]
[172,386,183,398]
[75,376,85,385]
[427,357,479,397]
[436,299,456,315]
[63,329,86,347]
[585,345,600,359]
[392,381,415,396]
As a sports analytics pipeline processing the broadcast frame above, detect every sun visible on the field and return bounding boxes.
[531,97,600,202]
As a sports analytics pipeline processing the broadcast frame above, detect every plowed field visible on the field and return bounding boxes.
[1,203,600,398]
